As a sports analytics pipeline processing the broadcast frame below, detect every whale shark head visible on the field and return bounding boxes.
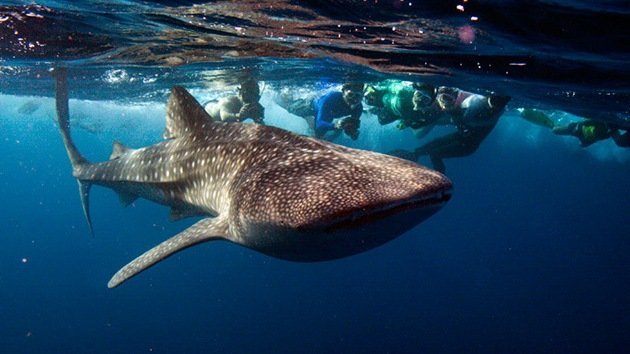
[229,133,452,261]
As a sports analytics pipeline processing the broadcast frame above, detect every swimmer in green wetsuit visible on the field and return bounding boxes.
[365,81,442,138]
[552,120,611,147]
[519,108,629,148]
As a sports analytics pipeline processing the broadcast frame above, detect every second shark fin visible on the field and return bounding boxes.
[107,217,230,288]
[77,179,94,236]
[117,191,138,207]
[110,141,134,160]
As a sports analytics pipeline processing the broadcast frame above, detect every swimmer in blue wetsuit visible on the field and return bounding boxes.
[313,82,364,139]
[275,82,364,140]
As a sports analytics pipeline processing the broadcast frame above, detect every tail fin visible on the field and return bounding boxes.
[77,179,93,236]
[53,67,94,235]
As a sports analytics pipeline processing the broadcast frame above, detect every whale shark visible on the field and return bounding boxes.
[53,69,452,288]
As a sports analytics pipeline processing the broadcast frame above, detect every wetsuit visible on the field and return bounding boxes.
[371,82,440,129]
[313,91,362,138]
[410,93,510,172]
[374,83,416,125]
[553,120,610,147]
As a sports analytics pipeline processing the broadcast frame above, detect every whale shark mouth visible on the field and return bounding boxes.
[321,186,453,231]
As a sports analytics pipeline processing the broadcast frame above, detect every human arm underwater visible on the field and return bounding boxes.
[238,102,265,124]
[314,92,338,132]
[205,96,264,123]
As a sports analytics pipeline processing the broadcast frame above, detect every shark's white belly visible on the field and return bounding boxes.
[236,203,445,261]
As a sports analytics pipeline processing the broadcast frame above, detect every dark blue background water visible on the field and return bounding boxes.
[1,0,629,353]
[1,98,628,353]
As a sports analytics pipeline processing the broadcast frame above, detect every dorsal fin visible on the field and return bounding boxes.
[110,141,132,160]
[163,86,213,139]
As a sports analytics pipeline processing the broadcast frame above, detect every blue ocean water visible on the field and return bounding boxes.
[1,1,629,353]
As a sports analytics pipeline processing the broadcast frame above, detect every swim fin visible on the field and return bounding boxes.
[520,108,555,129]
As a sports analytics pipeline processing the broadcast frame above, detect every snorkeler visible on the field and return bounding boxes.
[204,78,265,124]
[552,119,612,147]
[551,118,630,148]
[519,109,629,148]
[364,81,443,135]
[276,82,364,140]
[520,108,629,148]
[390,87,511,173]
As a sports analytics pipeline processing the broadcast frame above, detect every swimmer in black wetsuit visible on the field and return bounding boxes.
[552,120,612,147]
[390,87,510,173]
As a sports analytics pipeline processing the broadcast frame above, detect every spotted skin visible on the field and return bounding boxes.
[55,81,453,288]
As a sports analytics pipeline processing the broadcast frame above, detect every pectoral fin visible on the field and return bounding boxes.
[108,217,229,288]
